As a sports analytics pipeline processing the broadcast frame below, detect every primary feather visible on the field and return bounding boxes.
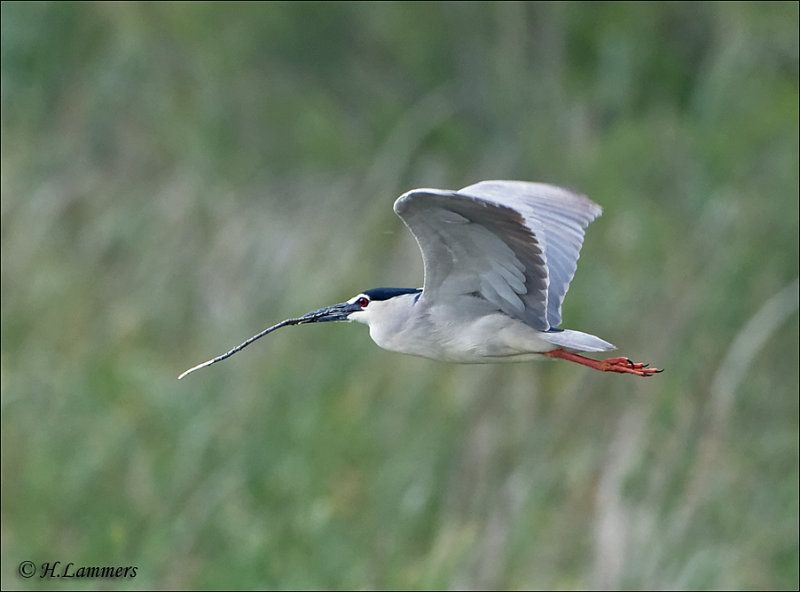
[394,180,601,331]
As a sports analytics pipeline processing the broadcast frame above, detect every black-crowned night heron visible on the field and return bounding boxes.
[180,181,661,379]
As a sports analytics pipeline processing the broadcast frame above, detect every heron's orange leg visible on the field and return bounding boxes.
[543,350,662,377]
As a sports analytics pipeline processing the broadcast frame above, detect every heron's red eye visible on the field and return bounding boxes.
[357,297,369,308]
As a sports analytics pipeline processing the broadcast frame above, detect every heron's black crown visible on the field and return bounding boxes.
[363,287,422,301]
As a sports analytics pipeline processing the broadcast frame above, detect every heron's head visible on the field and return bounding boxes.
[302,287,422,327]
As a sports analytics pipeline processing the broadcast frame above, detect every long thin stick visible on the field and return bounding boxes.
[178,314,318,380]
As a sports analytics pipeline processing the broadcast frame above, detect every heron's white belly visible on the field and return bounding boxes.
[369,312,554,363]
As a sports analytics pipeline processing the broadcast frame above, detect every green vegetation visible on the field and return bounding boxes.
[2,2,797,589]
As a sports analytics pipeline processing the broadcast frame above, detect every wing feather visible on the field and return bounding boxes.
[458,181,601,328]
[394,181,600,330]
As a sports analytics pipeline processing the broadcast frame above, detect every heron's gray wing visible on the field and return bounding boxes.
[394,188,551,330]
[458,181,602,328]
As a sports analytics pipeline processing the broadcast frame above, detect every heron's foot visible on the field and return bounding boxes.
[599,356,663,377]
[543,350,663,377]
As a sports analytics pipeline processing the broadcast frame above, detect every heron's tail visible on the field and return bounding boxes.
[540,329,615,353]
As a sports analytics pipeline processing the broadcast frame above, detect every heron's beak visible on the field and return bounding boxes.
[300,301,362,323]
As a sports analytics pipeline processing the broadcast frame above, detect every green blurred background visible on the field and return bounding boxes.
[2,2,798,589]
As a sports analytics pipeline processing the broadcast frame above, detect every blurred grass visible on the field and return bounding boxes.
[1,2,798,589]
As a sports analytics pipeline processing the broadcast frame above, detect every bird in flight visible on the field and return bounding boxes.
[180,181,661,379]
